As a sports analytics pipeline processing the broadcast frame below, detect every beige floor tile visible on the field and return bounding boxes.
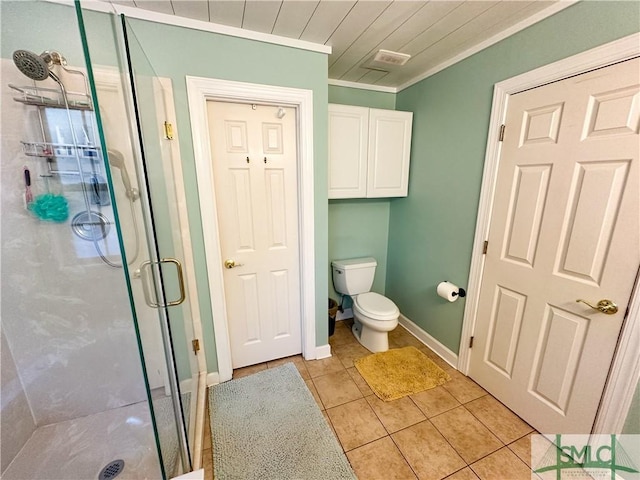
[346,436,417,480]
[305,379,325,410]
[266,354,311,380]
[466,395,533,444]
[410,386,460,418]
[417,346,455,371]
[304,355,345,378]
[232,363,267,379]
[508,433,534,467]
[204,425,211,447]
[441,370,487,404]
[470,447,531,480]
[389,325,417,340]
[388,332,425,349]
[321,410,339,440]
[392,420,466,480]
[202,448,213,479]
[347,367,374,396]
[330,320,357,347]
[365,395,426,433]
[313,370,363,408]
[333,342,372,368]
[326,398,387,451]
[430,406,502,464]
[444,467,480,480]
[524,432,557,475]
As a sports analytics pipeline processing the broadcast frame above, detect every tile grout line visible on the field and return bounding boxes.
[462,398,535,446]
[233,328,537,480]
[428,405,505,470]
[386,431,421,480]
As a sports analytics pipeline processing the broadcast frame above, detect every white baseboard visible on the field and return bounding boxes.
[336,308,353,321]
[206,345,332,384]
[398,313,458,368]
[206,372,220,387]
[315,344,332,359]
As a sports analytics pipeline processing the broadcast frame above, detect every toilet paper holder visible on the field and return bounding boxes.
[452,287,466,298]
[445,281,466,298]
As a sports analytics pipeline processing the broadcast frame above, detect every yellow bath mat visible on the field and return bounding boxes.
[354,346,451,401]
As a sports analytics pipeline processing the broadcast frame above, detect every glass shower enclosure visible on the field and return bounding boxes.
[1,1,204,479]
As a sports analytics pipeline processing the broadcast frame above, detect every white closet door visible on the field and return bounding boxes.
[328,104,369,199]
[367,108,413,198]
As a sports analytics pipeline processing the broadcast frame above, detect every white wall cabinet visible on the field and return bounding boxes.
[328,104,412,199]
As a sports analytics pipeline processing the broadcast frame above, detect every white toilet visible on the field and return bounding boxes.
[331,257,399,352]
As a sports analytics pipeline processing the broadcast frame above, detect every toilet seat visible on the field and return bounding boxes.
[353,292,399,321]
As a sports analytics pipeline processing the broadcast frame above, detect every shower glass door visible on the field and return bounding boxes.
[74,4,203,478]
[1,1,200,479]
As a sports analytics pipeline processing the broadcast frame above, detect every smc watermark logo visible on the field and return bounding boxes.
[532,434,639,479]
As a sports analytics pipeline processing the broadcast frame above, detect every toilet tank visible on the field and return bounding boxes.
[331,257,377,295]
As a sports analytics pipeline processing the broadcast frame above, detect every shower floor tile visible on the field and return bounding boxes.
[2,401,162,480]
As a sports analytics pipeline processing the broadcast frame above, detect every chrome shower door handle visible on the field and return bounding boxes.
[139,258,186,308]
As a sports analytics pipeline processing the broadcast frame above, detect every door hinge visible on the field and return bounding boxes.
[164,121,174,140]
[483,240,488,254]
[191,339,200,354]
[469,336,474,348]
[499,124,505,142]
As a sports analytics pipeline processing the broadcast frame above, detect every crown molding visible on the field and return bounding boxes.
[44,0,331,55]
[328,79,397,94]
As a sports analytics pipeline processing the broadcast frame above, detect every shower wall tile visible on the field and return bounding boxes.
[1,330,36,473]
[1,59,147,426]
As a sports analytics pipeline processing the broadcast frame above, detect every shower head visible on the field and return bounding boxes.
[13,50,67,82]
[13,50,51,81]
[107,149,139,201]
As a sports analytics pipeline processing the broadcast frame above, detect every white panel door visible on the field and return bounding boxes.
[469,58,639,433]
[367,108,413,198]
[328,104,369,199]
[207,102,301,368]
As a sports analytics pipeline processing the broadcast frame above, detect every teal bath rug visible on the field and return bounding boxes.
[209,363,356,480]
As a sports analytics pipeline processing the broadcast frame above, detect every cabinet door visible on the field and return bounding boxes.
[328,104,369,199]
[367,109,413,198]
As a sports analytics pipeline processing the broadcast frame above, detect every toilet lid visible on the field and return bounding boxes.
[354,292,399,321]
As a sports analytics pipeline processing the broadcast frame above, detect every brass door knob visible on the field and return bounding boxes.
[224,259,244,269]
[576,299,618,315]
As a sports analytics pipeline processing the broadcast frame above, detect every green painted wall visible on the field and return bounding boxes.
[328,199,390,300]
[327,85,396,304]
[329,85,395,109]
[1,2,84,62]
[122,19,329,369]
[388,1,640,353]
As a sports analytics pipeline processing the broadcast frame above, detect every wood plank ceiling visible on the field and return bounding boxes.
[108,0,560,89]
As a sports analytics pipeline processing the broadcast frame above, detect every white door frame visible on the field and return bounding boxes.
[186,77,316,383]
[458,32,640,434]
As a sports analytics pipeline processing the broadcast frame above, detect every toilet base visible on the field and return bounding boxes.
[352,320,390,353]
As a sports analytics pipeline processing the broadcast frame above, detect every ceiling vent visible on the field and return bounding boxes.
[362,49,411,73]
[373,49,411,66]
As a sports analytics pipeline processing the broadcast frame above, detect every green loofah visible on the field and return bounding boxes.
[28,193,69,222]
